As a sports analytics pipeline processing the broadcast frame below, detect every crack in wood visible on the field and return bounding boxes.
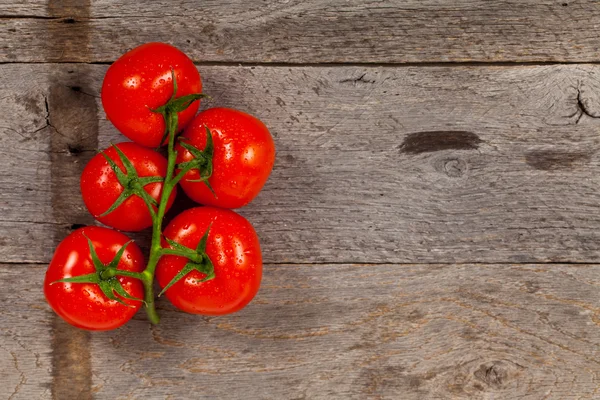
[575,87,600,124]
[7,350,25,400]
[339,72,375,84]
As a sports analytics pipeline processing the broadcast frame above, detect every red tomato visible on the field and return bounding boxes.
[44,226,145,331]
[80,142,176,232]
[101,42,202,147]
[176,108,275,208]
[156,207,262,315]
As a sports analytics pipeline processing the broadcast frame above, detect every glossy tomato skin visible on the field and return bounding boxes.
[101,42,202,147]
[80,142,176,232]
[156,207,262,315]
[44,227,145,331]
[176,108,275,208]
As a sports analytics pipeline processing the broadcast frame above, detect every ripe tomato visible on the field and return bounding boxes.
[101,42,202,147]
[176,108,275,208]
[156,207,262,315]
[80,142,176,232]
[44,226,145,331]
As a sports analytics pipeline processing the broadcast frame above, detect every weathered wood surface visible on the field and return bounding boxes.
[2,0,600,63]
[3,64,600,264]
[3,0,600,399]
[2,263,599,399]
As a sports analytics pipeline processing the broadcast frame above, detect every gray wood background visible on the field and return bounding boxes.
[1,1,599,399]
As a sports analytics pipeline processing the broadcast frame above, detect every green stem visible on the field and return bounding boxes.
[140,110,180,325]
[113,270,145,280]
[141,270,160,323]
[171,162,195,187]
[160,247,196,258]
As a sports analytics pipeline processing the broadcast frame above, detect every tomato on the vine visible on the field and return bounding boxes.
[101,42,202,147]
[156,207,262,315]
[44,226,145,331]
[45,42,276,330]
[80,142,176,232]
[176,108,276,209]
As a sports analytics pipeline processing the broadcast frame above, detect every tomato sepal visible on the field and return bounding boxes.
[98,144,164,218]
[52,272,100,284]
[51,235,145,307]
[175,126,216,196]
[149,68,208,148]
[158,224,215,296]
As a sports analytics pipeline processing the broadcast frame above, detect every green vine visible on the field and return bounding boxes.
[52,70,215,325]
[111,70,210,324]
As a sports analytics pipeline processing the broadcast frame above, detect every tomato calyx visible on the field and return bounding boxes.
[99,144,164,218]
[175,126,216,195]
[51,234,145,306]
[149,68,209,147]
[158,224,215,296]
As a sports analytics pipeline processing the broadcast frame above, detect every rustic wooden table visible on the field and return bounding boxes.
[2,1,600,399]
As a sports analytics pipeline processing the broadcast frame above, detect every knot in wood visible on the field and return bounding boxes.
[473,360,517,388]
[435,157,467,178]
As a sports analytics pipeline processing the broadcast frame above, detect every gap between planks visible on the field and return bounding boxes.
[5,61,600,67]
[8,261,600,266]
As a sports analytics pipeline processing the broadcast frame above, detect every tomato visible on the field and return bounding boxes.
[156,207,262,315]
[44,226,145,331]
[101,42,202,147]
[176,108,275,208]
[80,142,176,232]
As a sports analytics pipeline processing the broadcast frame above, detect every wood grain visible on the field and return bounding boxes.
[2,263,598,399]
[2,0,600,63]
[3,64,600,264]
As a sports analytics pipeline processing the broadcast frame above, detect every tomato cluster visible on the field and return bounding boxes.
[44,43,275,330]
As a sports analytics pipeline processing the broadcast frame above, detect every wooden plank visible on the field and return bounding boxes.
[2,0,600,63]
[3,63,600,264]
[87,263,600,398]
[2,263,598,398]
[0,264,52,400]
